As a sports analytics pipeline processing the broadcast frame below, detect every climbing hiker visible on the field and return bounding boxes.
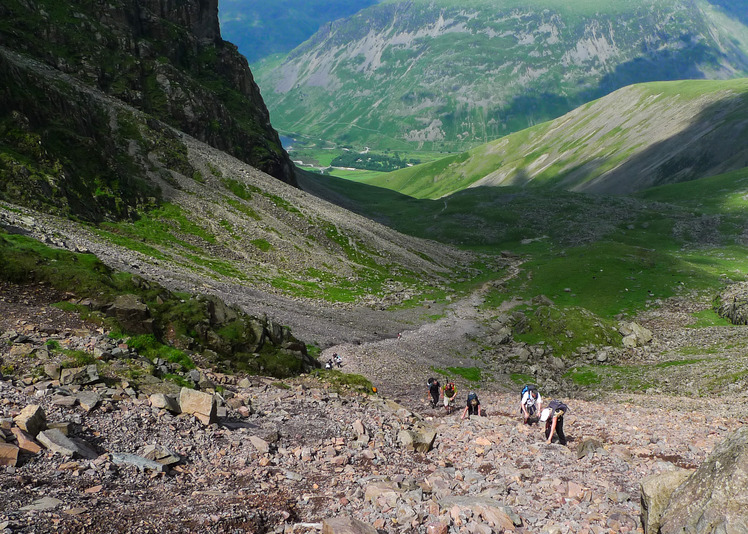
[324,359,333,370]
[427,377,441,408]
[520,384,542,424]
[443,381,457,414]
[333,353,343,368]
[461,392,481,419]
[541,399,568,445]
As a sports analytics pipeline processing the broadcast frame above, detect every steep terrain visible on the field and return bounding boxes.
[1,271,748,533]
[254,0,748,152]
[219,0,379,64]
[0,16,479,348]
[364,79,748,198]
[0,0,295,187]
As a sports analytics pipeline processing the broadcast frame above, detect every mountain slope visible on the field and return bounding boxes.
[254,0,748,151]
[0,2,480,346]
[219,0,379,64]
[363,79,748,198]
[0,0,295,186]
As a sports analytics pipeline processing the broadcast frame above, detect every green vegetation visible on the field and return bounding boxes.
[60,350,97,369]
[125,334,195,370]
[688,309,734,328]
[0,229,312,380]
[445,366,482,382]
[254,1,746,153]
[330,151,421,172]
[310,369,375,395]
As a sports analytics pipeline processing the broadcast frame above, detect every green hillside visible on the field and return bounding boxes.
[255,0,748,152]
[363,79,748,198]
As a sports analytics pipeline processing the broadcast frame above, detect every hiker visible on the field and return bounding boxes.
[333,353,343,368]
[324,359,333,370]
[541,400,568,445]
[443,381,457,413]
[520,384,542,424]
[461,392,481,419]
[427,378,441,408]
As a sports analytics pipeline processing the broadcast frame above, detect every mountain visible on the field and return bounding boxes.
[0,0,296,189]
[254,0,748,152]
[362,78,748,198]
[219,0,379,64]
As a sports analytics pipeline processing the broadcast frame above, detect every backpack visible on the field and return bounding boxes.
[521,384,537,397]
[444,383,455,396]
[548,400,568,415]
[467,392,478,405]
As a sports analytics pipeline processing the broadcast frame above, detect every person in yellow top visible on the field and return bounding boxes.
[442,381,457,413]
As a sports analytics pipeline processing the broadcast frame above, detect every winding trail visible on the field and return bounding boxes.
[322,258,524,407]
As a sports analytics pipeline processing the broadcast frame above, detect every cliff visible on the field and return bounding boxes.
[0,0,295,191]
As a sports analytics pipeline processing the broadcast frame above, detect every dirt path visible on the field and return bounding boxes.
[322,259,524,409]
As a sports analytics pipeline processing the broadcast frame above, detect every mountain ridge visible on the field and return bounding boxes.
[363,78,748,198]
[254,0,748,151]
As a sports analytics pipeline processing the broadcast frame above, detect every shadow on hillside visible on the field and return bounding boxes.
[497,41,726,138]
[706,0,748,25]
[573,92,748,195]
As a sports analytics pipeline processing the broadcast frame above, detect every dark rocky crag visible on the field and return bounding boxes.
[0,0,295,200]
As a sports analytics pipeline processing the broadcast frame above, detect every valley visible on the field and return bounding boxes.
[2,0,748,533]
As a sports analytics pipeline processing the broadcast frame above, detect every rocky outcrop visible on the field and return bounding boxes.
[640,468,693,534]
[717,283,748,325]
[0,0,295,205]
[619,322,653,348]
[658,426,748,534]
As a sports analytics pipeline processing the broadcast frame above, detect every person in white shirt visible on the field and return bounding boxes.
[520,386,542,424]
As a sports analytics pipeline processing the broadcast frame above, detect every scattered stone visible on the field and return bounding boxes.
[322,515,377,534]
[576,437,605,459]
[13,404,46,436]
[77,391,100,412]
[398,426,437,453]
[111,452,165,472]
[37,429,97,459]
[179,387,217,425]
[149,393,180,413]
[142,444,181,466]
[20,496,62,511]
[0,443,19,467]
[11,427,43,454]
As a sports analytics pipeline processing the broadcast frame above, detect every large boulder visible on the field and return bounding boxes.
[659,426,748,534]
[106,294,154,334]
[179,388,217,425]
[619,322,653,347]
[398,425,437,453]
[717,283,748,325]
[13,405,46,436]
[640,468,693,534]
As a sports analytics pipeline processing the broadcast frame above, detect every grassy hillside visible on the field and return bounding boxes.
[255,0,748,152]
[301,162,748,354]
[364,79,748,198]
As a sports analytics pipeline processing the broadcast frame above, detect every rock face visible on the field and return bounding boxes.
[659,426,748,534]
[107,295,154,335]
[0,0,295,224]
[640,468,693,534]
